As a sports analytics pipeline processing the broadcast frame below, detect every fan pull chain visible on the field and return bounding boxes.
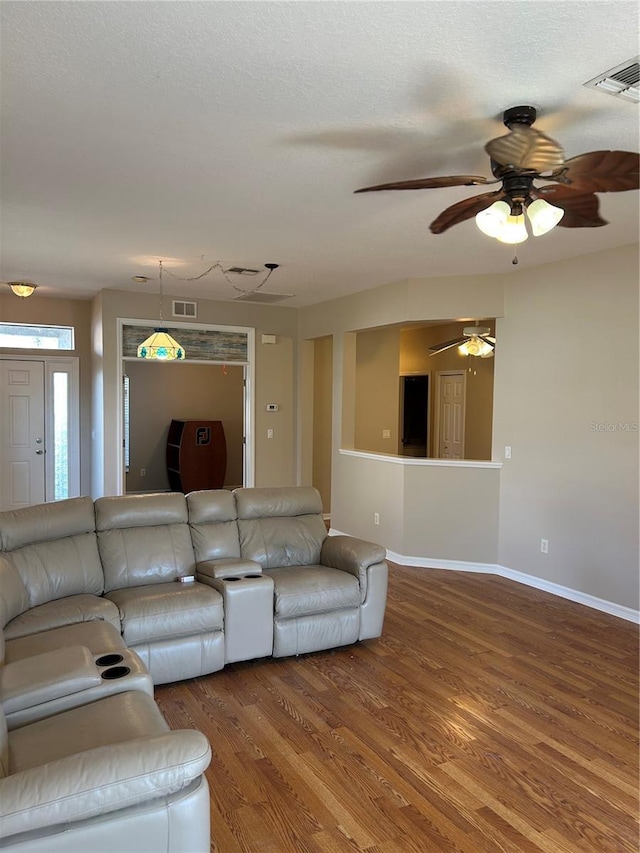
[512,250,519,265]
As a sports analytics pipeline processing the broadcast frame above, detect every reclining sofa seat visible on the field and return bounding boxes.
[0,500,152,728]
[234,486,388,657]
[0,497,119,641]
[0,690,212,852]
[95,492,225,684]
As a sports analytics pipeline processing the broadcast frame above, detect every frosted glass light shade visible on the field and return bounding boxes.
[526,198,565,236]
[458,337,493,357]
[496,214,528,244]
[9,282,37,298]
[137,328,185,360]
[475,201,511,237]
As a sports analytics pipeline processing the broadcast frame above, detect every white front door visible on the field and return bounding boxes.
[437,372,465,459]
[0,360,46,509]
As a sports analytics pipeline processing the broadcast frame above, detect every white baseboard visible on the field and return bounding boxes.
[329,529,639,624]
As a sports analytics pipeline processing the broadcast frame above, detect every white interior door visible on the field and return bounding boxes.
[437,372,465,459]
[0,360,46,509]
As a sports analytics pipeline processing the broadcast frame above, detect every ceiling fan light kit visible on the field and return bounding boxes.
[429,324,496,359]
[355,104,639,258]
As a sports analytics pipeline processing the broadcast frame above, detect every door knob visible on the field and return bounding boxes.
[36,449,44,455]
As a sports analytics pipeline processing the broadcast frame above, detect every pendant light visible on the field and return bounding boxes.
[137,262,185,360]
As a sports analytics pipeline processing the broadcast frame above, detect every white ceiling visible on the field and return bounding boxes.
[1,1,638,307]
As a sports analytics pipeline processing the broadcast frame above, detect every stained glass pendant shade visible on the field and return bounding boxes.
[137,328,185,360]
[137,261,185,360]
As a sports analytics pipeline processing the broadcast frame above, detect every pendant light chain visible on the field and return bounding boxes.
[161,261,277,295]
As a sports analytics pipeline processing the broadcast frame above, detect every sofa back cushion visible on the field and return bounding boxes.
[0,554,30,630]
[0,497,104,607]
[0,705,7,779]
[187,490,240,563]
[235,487,327,569]
[95,493,196,591]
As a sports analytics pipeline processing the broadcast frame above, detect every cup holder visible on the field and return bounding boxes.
[101,665,131,680]
[96,653,124,667]
[245,574,262,579]
[225,576,241,582]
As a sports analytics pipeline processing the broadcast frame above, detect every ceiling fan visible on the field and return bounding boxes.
[355,106,639,241]
[429,325,495,358]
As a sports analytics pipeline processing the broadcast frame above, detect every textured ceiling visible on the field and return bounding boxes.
[1,1,638,307]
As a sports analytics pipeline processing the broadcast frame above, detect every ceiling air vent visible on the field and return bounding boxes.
[233,292,293,304]
[584,57,639,102]
[225,267,260,276]
[172,300,197,319]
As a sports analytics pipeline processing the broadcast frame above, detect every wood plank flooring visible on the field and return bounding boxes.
[155,564,639,852]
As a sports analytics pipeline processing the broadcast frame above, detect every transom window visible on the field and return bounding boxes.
[0,323,74,350]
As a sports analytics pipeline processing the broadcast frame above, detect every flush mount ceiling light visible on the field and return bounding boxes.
[137,262,185,360]
[8,281,37,298]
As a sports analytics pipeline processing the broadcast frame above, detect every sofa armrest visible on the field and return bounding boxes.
[320,535,387,593]
[0,730,211,840]
[0,645,101,715]
[197,557,262,581]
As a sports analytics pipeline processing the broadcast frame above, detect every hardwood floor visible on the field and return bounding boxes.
[155,564,639,852]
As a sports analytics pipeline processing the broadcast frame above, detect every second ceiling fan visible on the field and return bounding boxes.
[430,325,495,358]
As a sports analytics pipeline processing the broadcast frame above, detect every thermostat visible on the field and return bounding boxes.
[266,404,279,412]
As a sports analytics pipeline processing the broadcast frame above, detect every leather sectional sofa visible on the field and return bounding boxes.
[0,486,388,851]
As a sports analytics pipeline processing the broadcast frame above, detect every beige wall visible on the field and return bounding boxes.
[255,334,295,487]
[125,361,244,492]
[354,326,401,454]
[300,245,639,609]
[312,336,333,513]
[0,293,93,496]
[91,289,299,496]
[493,244,639,607]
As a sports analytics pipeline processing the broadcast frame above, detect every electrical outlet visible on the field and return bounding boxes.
[267,429,274,439]
[374,512,380,525]
[382,429,391,439]
[140,468,146,477]
[540,538,549,554]
[505,446,512,459]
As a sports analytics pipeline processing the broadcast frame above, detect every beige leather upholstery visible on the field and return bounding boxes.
[0,645,100,715]
[0,486,387,850]
[209,575,274,663]
[96,493,196,591]
[233,486,387,657]
[4,595,120,641]
[95,493,224,684]
[0,692,211,851]
[187,489,242,562]
[4,620,126,664]
[0,498,104,607]
[106,581,223,644]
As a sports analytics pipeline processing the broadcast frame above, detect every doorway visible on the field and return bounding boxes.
[399,374,429,457]
[123,360,246,494]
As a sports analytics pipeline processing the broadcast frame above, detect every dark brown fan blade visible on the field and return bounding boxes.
[429,189,505,235]
[354,175,488,193]
[532,185,607,227]
[549,150,639,193]
[485,126,565,172]
[428,337,466,354]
